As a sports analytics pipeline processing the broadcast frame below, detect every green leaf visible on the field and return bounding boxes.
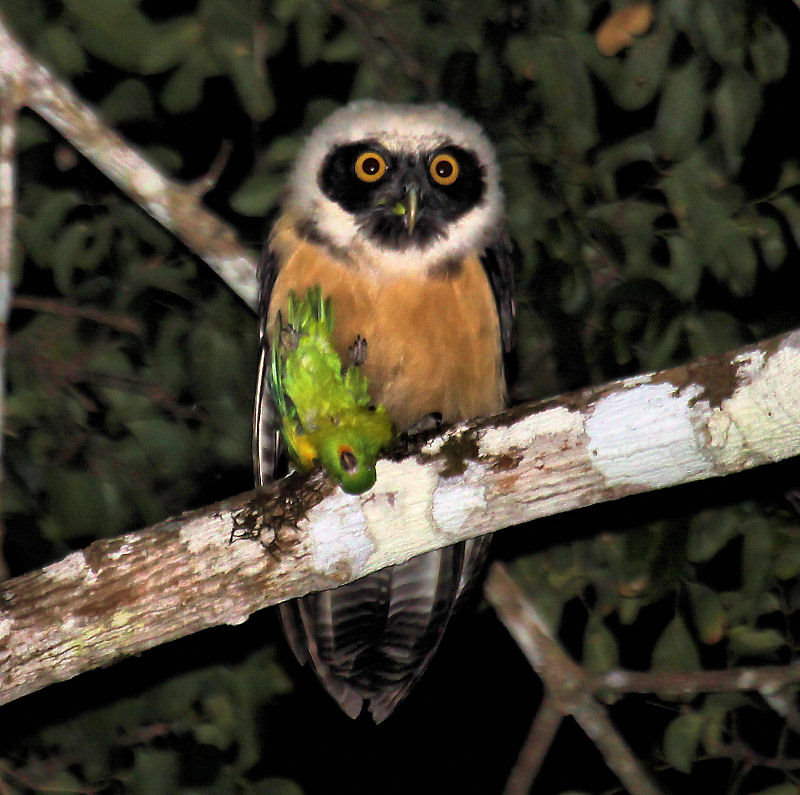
[657,236,702,300]
[612,25,675,111]
[217,37,275,121]
[687,509,739,562]
[709,223,757,296]
[754,214,787,270]
[687,582,726,645]
[749,14,790,84]
[100,78,155,124]
[684,311,745,358]
[698,0,746,67]
[712,68,761,175]
[126,418,196,479]
[663,711,704,774]
[230,171,283,217]
[38,23,87,75]
[529,34,597,155]
[729,626,785,657]
[655,58,707,162]
[583,615,619,673]
[0,0,46,37]
[645,314,684,370]
[297,2,331,66]
[773,540,800,580]
[322,31,361,63]
[46,468,123,539]
[161,51,211,114]
[742,519,775,598]
[771,195,800,250]
[62,0,155,71]
[652,616,700,672]
[51,222,93,294]
[126,748,180,791]
[139,18,203,74]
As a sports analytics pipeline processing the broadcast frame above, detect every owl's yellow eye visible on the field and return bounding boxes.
[355,152,387,182]
[429,153,459,186]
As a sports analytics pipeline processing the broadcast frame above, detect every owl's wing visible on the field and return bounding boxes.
[253,245,283,484]
[481,230,518,354]
[448,230,518,599]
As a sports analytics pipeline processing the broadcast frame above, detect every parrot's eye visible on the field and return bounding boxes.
[339,448,359,473]
[429,153,460,186]
[355,152,387,183]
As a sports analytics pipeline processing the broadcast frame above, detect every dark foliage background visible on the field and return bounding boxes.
[2,0,800,792]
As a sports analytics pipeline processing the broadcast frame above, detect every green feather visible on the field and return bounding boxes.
[268,285,394,494]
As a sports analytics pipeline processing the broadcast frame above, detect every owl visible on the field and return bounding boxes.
[254,100,515,722]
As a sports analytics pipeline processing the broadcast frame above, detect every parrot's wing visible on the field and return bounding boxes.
[283,543,466,723]
[480,231,518,355]
[253,246,284,484]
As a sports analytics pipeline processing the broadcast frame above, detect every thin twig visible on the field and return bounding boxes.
[588,665,800,700]
[11,295,144,335]
[503,694,562,795]
[0,75,20,579]
[485,563,663,795]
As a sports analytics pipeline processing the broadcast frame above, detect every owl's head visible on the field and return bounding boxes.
[284,101,505,274]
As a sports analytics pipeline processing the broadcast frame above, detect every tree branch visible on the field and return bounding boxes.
[485,562,663,795]
[0,13,259,310]
[0,72,20,578]
[1,328,799,707]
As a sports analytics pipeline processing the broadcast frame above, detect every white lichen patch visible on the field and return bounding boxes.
[361,458,440,570]
[0,616,13,640]
[478,405,583,457]
[587,381,713,489]
[41,549,95,586]
[708,341,800,468]
[431,460,487,539]
[305,488,372,577]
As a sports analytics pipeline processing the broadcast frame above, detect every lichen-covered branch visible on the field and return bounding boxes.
[1,328,799,707]
[0,14,259,310]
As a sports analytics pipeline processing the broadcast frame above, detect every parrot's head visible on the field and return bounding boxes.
[317,434,378,495]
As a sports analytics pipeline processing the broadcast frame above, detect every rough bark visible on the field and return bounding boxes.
[1,327,799,706]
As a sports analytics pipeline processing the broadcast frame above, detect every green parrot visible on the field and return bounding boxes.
[268,285,394,494]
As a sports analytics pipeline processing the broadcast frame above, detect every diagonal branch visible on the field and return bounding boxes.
[1,328,799,707]
[485,562,663,795]
[0,14,259,310]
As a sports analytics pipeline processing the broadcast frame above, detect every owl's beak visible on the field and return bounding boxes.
[403,187,419,235]
[391,186,419,235]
